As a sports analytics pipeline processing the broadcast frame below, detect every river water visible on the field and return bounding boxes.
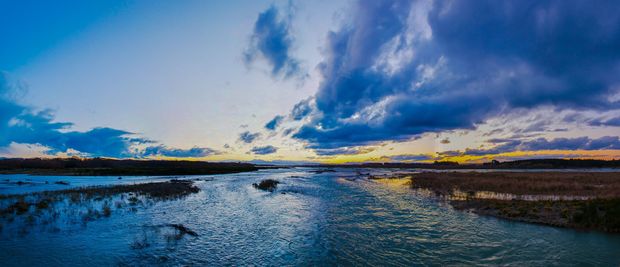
[0,168,619,266]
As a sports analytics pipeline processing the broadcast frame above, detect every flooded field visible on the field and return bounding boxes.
[1,168,619,266]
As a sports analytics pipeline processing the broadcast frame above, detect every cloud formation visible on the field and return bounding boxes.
[291,98,312,120]
[244,5,303,79]
[140,145,220,158]
[465,136,620,156]
[0,72,217,158]
[0,74,143,157]
[314,146,376,156]
[250,145,278,155]
[389,154,433,162]
[291,0,620,150]
[238,131,261,143]
[564,112,620,127]
[265,115,284,131]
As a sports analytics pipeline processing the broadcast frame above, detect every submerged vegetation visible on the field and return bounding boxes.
[408,172,620,232]
[166,223,198,237]
[253,179,280,192]
[130,223,199,252]
[0,180,201,236]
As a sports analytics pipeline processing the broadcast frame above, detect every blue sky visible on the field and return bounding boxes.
[1,0,620,163]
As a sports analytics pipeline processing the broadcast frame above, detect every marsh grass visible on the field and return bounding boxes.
[253,179,280,192]
[452,198,620,232]
[410,172,620,198]
[409,172,620,232]
[0,180,200,236]
[131,223,198,250]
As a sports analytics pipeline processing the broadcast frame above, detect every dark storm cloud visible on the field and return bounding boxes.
[244,5,303,79]
[250,145,278,155]
[290,0,620,149]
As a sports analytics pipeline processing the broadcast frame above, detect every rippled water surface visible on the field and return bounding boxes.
[1,168,619,266]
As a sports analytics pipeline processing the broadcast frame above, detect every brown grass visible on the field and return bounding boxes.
[451,198,620,232]
[252,179,280,192]
[0,180,200,217]
[408,172,620,232]
[44,179,199,200]
[410,172,620,198]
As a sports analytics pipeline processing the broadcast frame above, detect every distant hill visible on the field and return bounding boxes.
[0,158,258,176]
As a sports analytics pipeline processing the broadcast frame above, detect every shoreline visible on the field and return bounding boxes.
[0,158,263,176]
[0,167,261,176]
[450,198,620,232]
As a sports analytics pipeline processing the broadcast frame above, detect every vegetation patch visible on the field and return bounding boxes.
[7,199,30,215]
[253,179,280,192]
[410,171,620,198]
[409,171,620,232]
[451,198,620,232]
[0,180,201,235]
[0,158,259,176]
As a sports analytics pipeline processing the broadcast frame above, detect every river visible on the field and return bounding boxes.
[0,168,619,266]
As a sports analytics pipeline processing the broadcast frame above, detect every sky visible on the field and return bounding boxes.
[1,0,620,164]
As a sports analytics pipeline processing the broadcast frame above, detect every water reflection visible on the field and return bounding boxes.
[449,189,592,201]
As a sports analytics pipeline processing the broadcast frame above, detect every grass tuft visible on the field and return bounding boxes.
[252,179,280,191]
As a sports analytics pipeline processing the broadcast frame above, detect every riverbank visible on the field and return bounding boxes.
[408,172,620,232]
